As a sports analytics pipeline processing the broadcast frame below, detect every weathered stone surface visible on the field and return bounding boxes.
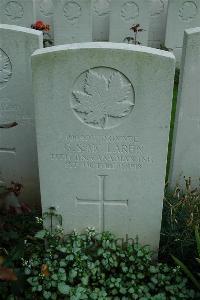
[169,27,200,189]
[53,0,92,45]
[92,0,169,45]
[109,0,151,45]
[32,43,175,250]
[0,0,34,27]
[149,0,168,48]
[0,25,43,206]
[92,0,111,41]
[165,0,200,65]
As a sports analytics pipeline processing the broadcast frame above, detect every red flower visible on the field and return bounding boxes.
[31,20,50,32]
[34,20,44,30]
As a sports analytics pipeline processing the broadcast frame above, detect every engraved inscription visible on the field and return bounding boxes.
[76,175,128,231]
[0,49,12,89]
[121,1,139,22]
[63,1,81,23]
[4,1,24,20]
[0,147,16,154]
[151,0,164,16]
[94,0,111,16]
[51,135,153,171]
[40,0,54,17]
[71,67,134,129]
[0,98,23,122]
[179,1,198,21]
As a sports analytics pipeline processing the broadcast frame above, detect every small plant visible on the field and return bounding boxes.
[160,178,200,262]
[160,44,171,51]
[43,206,62,234]
[124,24,144,45]
[31,20,53,47]
[0,212,42,299]
[172,226,200,291]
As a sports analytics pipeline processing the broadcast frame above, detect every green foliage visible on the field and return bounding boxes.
[1,210,200,299]
[0,212,42,298]
[21,225,199,299]
[160,178,200,262]
[172,226,200,291]
[124,23,144,45]
[160,44,171,51]
[0,212,41,250]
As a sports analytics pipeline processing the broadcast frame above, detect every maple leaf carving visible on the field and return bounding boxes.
[73,70,134,128]
[0,52,12,84]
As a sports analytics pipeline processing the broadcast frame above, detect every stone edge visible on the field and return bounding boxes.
[31,42,175,61]
[0,24,43,37]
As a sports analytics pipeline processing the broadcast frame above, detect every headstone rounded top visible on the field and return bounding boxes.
[32,42,175,62]
[71,67,135,129]
[0,24,43,37]
[4,1,24,20]
[0,48,12,89]
[185,26,200,35]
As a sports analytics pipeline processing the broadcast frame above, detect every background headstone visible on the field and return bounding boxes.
[33,0,54,44]
[169,27,200,189]
[0,0,34,28]
[0,25,43,207]
[148,0,168,48]
[32,43,175,250]
[92,0,111,41]
[165,0,200,65]
[109,0,151,45]
[53,0,93,45]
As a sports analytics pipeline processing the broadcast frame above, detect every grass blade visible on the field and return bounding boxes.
[195,226,200,257]
[172,255,200,291]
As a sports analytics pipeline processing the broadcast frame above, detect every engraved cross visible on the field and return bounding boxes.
[76,175,128,232]
[0,122,17,154]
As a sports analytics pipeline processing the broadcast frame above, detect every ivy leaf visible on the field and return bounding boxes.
[35,229,46,239]
[58,282,70,295]
[73,70,133,128]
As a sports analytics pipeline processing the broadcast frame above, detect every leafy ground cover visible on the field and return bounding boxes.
[0,189,200,300]
[0,213,199,300]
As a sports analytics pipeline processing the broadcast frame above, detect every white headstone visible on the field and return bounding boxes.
[93,0,169,45]
[32,43,175,250]
[148,0,168,48]
[0,25,43,207]
[165,0,200,65]
[53,0,93,45]
[33,0,54,45]
[169,27,200,189]
[93,0,111,41]
[109,0,151,45]
[0,0,34,28]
